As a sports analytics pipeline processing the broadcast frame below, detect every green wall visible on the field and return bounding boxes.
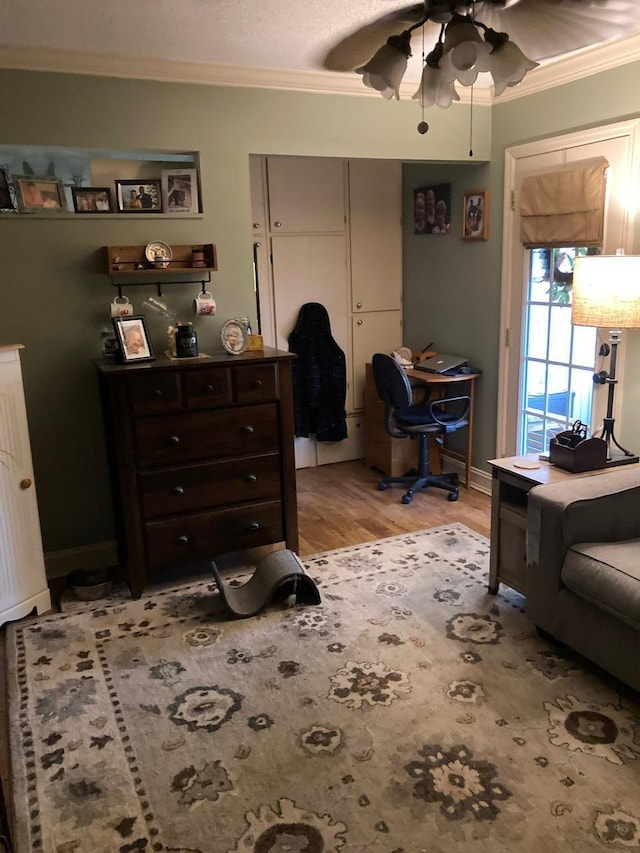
[2,62,639,569]
[0,69,491,564]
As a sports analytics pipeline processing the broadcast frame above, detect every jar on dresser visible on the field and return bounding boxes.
[95,347,298,598]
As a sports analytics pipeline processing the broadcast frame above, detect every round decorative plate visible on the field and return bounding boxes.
[145,241,172,263]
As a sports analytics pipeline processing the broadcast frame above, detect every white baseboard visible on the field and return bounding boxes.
[45,540,119,580]
[442,458,492,496]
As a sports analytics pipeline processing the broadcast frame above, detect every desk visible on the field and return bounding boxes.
[364,364,479,489]
[487,454,624,595]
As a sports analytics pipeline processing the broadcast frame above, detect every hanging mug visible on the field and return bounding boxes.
[110,296,133,318]
[194,291,216,316]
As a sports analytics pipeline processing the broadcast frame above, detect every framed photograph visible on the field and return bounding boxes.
[462,190,489,241]
[161,168,199,214]
[115,179,162,213]
[220,319,248,355]
[13,175,67,213]
[112,315,155,363]
[0,165,17,212]
[71,186,112,213]
[414,183,451,234]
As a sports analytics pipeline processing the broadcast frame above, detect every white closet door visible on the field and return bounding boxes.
[0,346,50,625]
[352,310,403,409]
[349,159,402,313]
[266,157,346,233]
[271,234,352,411]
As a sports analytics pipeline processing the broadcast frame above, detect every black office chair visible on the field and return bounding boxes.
[371,353,471,504]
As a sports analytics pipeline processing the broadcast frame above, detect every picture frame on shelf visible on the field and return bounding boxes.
[112,315,155,363]
[12,175,67,213]
[71,186,112,213]
[161,168,199,214]
[115,179,162,213]
[220,319,248,355]
[462,190,489,241]
[0,165,17,212]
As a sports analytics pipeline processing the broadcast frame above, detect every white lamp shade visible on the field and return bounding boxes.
[412,64,460,108]
[490,40,539,97]
[440,17,492,86]
[572,255,640,328]
[356,37,410,101]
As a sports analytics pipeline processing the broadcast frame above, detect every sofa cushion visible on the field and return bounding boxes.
[561,539,640,630]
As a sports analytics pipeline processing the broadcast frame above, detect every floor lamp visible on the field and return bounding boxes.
[572,253,640,465]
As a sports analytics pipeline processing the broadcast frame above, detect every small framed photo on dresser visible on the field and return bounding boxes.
[112,315,155,363]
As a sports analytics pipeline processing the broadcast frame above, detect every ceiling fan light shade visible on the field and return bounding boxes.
[487,34,539,96]
[440,15,492,86]
[412,62,460,108]
[355,30,412,100]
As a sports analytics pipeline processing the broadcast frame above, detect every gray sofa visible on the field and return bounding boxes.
[526,465,640,691]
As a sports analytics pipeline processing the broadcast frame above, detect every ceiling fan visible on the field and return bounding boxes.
[322,0,640,104]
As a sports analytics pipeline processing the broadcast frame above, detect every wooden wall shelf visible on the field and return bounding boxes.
[106,243,217,275]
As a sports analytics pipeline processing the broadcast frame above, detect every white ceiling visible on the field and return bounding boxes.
[2,0,640,99]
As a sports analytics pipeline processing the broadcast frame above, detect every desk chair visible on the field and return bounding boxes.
[372,353,471,504]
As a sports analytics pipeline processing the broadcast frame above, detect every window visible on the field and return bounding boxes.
[519,247,597,455]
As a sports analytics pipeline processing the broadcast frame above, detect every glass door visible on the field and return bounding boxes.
[518,246,598,455]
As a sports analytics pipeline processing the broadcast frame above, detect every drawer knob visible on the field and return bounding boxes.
[247,522,260,532]
[177,534,191,545]
[246,474,257,483]
[172,486,185,495]
[20,478,32,490]
[254,379,262,388]
[206,384,215,392]
[241,425,254,434]
[154,389,163,398]
[168,435,181,445]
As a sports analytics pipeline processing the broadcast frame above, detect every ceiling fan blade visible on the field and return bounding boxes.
[322,0,640,75]
[472,0,640,61]
[322,5,434,72]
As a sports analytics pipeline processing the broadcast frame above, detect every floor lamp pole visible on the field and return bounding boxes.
[599,330,636,460]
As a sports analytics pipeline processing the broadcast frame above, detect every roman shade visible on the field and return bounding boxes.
[519,157,608,247]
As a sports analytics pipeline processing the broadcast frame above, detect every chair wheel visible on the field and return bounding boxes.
[378,482,388,491]
[401,493,413,504]
[447,490,459,502]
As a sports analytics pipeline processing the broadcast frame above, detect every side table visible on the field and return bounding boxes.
[487,455,616,595]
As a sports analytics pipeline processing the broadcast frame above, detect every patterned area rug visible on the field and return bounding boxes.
[7,523,640,852]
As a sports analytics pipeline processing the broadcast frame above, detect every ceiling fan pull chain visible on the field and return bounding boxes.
[469,83,474,158]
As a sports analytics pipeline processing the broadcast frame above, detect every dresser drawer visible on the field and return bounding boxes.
[128,373,181,415]
[135,405,279,467]
[139,453,281,517]
[233,364,277,403]
[183,367,232,409]
[145,500,284,567]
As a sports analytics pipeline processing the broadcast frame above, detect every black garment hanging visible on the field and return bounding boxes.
[288,302,348,442]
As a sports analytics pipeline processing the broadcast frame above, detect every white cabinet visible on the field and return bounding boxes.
[349,160,402,313]
[0,345,50,626]
[266,156,346,233]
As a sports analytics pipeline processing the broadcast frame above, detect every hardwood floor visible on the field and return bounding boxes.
[0,459,491,844]
[296,458,491,555]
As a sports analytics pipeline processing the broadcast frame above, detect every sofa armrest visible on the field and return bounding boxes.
[526,467,640,595]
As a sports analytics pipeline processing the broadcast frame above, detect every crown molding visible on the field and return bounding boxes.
[494,32,640,103]
[0,32,639,104]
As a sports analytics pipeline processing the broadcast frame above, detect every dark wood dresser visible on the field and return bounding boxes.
[96,347,298,597]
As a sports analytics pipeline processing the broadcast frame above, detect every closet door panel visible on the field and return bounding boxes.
[271,234,352,409]
[352,310,402,410]
[349,160,402,313]
[267,157,346,233]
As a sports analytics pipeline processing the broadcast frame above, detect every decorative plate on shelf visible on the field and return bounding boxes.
[144,241,173,266]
